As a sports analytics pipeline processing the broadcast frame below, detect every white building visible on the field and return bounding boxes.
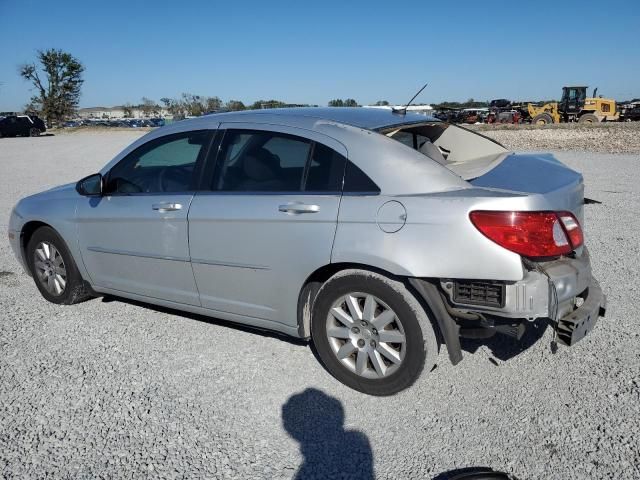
[77,106,170,119]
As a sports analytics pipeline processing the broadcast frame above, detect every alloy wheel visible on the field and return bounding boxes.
[33,241,67,296]
[326,292,406,379]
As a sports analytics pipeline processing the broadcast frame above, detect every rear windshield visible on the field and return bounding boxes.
[378,122,508,179]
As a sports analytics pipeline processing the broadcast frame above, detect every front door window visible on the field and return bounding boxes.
[105,131,210,194]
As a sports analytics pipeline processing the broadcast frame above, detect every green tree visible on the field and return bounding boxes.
[249,99,287,109]
[19,49,84,124]
[225,100,246,111]
[180,93,204,116]
[204,96,223,112]
[328,99,359,107]
[374,100,390,106]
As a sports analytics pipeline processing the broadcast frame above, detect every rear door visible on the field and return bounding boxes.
[188,124,347,328]
[77,129,215,305]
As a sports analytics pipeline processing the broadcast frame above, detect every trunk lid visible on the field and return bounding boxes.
[451,152,585,221]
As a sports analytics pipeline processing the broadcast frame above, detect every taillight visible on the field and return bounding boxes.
[469,211,583,259]
[557,213,584,249]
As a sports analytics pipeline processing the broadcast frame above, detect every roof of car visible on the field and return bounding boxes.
[203,107,440,130]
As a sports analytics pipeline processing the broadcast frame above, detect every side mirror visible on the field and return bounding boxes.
[76,173,103,196]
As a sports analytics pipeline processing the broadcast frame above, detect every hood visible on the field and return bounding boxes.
[31,182,77,198]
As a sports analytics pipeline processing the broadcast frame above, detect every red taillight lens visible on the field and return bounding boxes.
[469,211,583,259]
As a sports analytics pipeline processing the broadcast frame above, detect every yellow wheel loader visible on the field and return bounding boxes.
[528,86,619,124]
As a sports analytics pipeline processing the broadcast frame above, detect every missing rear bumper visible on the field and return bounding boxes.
[555,280,606,346]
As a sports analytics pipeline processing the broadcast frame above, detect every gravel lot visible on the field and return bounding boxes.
[1,131,639,479]
[472,122,640,154]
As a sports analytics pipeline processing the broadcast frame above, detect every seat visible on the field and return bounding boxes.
[238,148,284,191]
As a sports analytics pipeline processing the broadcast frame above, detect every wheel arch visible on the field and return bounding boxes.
[296,263,446,344]
[20,220,53,275]
[296,262,403,339]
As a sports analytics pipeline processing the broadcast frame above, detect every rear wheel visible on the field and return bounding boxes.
[311,270,438,396]
[578,113,600,124]
[532,113,554,125]
[27,226,92,305]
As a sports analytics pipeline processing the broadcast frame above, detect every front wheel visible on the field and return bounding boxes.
[27,226,92,305]
[311,270,439,396]
[29,127,41,137]
[578,113,600,124]
[532,113,554,125]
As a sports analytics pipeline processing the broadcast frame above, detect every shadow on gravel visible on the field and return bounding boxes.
[282,388,374,480]
[100,295,307,346]
[460,319,551,362]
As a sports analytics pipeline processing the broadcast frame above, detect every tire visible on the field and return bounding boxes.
[26,226,92,305]
[29,127,41,137]
[578,113,600,124]
[531,113,554,125]
[311,269,439,396]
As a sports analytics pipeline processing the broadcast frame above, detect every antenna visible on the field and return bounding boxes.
[392,82,429,114]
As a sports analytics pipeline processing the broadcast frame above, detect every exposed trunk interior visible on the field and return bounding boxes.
[380,122,584,219]
[379,122,508,180]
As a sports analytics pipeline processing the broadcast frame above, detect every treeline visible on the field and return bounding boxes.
[131,94,318,117]
[122,96,495,117]
[431,98,489,109]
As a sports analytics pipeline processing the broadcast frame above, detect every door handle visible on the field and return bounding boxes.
[152,203,182,212]
[278,203,320,214]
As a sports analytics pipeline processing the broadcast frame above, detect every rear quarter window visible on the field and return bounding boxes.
[343,161,380,194]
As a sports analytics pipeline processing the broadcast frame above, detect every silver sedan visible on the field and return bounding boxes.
[8,108,605,395]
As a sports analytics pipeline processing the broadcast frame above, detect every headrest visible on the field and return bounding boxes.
[243,148,280,181]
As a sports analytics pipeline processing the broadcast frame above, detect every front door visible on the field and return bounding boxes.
[77,129,214,305]
[188,124,347,328]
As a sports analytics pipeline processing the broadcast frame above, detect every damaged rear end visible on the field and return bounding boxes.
[448,157,605,357]
[381,122,606,362]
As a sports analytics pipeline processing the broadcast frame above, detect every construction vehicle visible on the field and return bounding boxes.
[528,86,619,124]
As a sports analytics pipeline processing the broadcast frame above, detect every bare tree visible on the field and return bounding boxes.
[122,103,133,118]
[140,97,159,117]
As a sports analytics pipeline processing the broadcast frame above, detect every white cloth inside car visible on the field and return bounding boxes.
[419,140,448,165]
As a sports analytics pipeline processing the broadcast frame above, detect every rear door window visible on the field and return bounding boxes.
[305,142,346,192]
[343,161,380,194]
[213,130,311,192]
[212,130,347,193]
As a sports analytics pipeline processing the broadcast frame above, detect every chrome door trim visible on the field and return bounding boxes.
[86,246,190,263]
[190,258,271,270]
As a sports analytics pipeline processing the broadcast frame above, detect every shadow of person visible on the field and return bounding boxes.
[282,388,374,480]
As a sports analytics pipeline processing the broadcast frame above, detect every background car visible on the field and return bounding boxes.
[0,114,47,137]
